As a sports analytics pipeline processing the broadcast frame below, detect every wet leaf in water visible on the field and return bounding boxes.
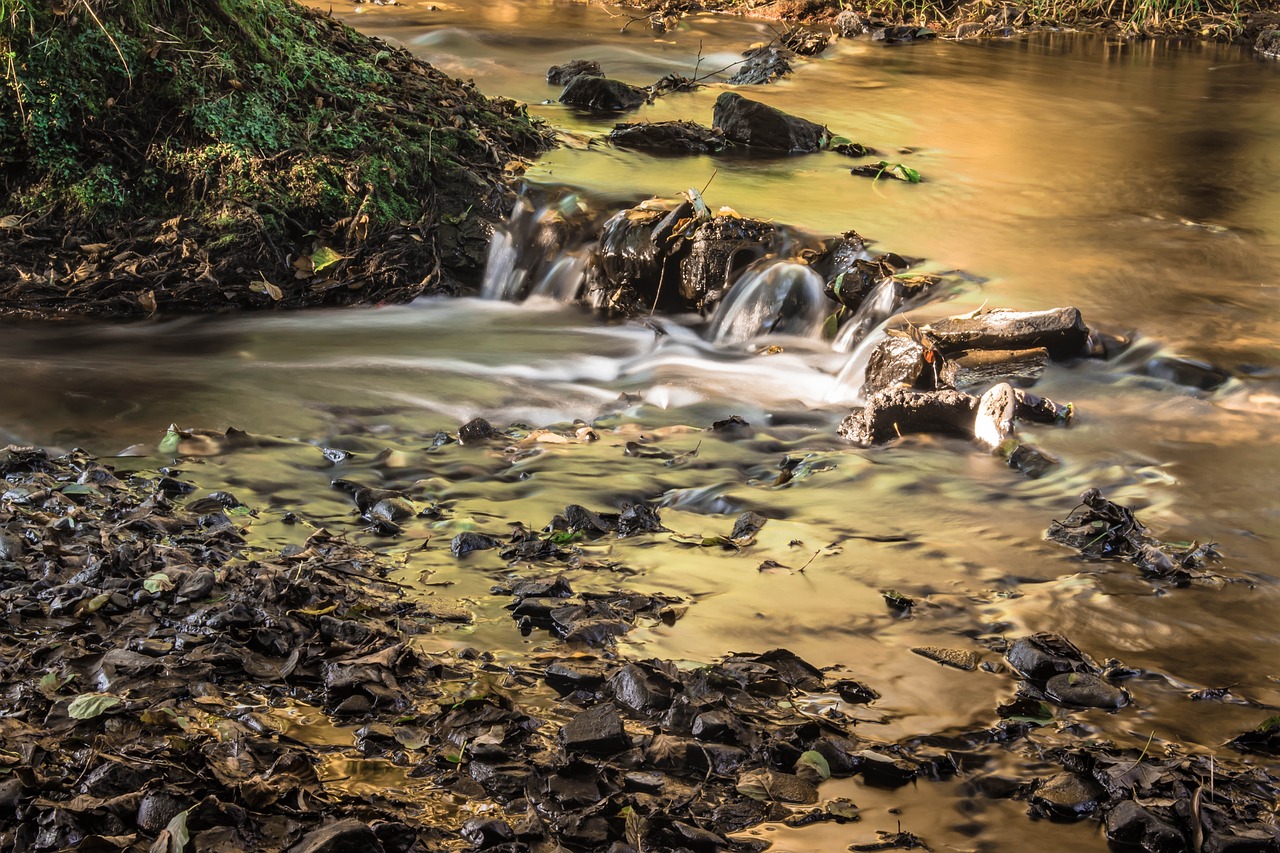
[796,749,832,782]
[68,692,123,719]
[143,572,175,594]
[158,424,181,456]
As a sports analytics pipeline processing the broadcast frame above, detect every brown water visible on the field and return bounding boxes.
[3,2,1279,849]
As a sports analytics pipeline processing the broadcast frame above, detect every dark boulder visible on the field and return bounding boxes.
[679,216,780,311]
[712,92,827,153]
[1104,801,1187,853]
[1006,633,1100,682]
[547,59,603,85]
[560,76,648,112]
[609,120,726,153]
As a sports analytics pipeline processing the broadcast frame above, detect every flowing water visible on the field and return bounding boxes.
[4,2,1280,849]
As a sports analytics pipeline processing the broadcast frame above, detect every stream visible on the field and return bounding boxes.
[3,2,1280,850]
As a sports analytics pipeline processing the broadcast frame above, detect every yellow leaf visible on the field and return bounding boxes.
[310,245,345,274]
[139,290,157,315]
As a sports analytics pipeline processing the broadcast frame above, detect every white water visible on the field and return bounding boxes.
[706,260,829,345]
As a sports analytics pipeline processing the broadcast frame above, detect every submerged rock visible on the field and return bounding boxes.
[712,92,827,153]
[1029,772,1105,819]
[1006,633,1100,681]
[1044,672,1129,710]
[560,76,648,112]
[609,120,726,153]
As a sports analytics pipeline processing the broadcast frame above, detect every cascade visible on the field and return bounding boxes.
[705,260,828,345]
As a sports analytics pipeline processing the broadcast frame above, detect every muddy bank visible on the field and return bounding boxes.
[0,0,551,320]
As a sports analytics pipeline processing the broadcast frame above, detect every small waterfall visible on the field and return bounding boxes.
[527,252,588,302]
[481,196,590,303]
[825,278,903,403]
[480,199,534,301]
[705,261,828,345]
[833,277,899,353]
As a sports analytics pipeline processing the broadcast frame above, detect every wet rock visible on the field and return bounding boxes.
[924,308,1090,360]
[679,215,780,310]
[461,817,516,850]
[559,75,648,112]
[458,417,499,444]
[911,646,980,671]
[712,92,827,153]
[730,511,767,541]
[1255,27,1280,59]
[289,820,385,853]
[560,704,629,754]
[1014,389,1074,424]
[609,120,726,153]
[588,198,692,313]
[1104,801,1187,852]
[1006,633,1100,682]
[872,25,937,43]
[727,45,793,85]
[1002,441,1059,479]
[617,503,666,537]
[939,348,1049,388]
[835,9,868,37]
[838,388,979,446]
[608,662,676,714]
[451,531,503,557]
[547,59,603,85]
[1045,672,1129,710]
[1029,772,1106,819]
[1144,356,1230,391]
[973,382,1017,450]
[864,334,932,395]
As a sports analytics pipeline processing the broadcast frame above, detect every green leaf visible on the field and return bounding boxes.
[821,312,839,342]
[310,245,345,273]
[893,163,922,183]
[59,483,99,496]
[82,593,111,612]
[165,809,190,853]
[68,692,122,720]
[796,750,831,781]
[544,530,584,545]
[144,572,175,594]
[159,424,182,456]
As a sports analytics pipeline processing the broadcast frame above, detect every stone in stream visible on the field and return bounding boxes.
[1005,633,1101,681]
[547,59,603,85]
[1028,772,1106,819]
[973,382,1017,450]
[911,646,980,671]
[863,335,933,395]
[559,75,648,112]
[609,120,726,153]
[712,92,827,153]
[1044,672,1130,710]
[560,704,629,754]
[1104,801,1187,853]
[727,45,794,85]
[1256,27,1280,59]
[838,387,979,447]
[1143,355,1231,391]
[923,307,1091,360]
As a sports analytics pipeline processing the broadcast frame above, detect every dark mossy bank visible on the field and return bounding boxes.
[0,0,552,319]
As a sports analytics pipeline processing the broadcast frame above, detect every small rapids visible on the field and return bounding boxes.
[705,260,828,344]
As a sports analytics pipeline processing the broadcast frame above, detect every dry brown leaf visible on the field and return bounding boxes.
[138,290,157,314]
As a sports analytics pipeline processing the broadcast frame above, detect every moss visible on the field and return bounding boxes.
[0,0,548,230]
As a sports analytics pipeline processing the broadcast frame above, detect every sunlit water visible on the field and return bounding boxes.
[4,2,1280,849]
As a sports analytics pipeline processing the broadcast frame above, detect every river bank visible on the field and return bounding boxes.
[0,0,551,319]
